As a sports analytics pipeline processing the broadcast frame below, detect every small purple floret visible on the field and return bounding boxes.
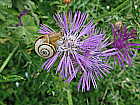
[112,24,140,67]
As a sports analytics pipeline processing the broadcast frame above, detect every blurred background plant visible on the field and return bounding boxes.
[0,0,140,105]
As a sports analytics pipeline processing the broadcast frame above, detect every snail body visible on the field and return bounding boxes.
[35,32,63,59]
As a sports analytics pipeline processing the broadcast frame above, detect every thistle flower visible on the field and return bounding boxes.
[39,11,117,91]
[112,24,140,67]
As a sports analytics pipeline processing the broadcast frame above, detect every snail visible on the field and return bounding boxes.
[35,32,63,59]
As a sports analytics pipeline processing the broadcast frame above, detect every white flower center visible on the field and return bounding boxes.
[56,35,77,52]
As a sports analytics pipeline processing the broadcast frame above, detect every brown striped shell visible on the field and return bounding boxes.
[35,32,63,58]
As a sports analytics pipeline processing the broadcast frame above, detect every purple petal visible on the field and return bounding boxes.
[42,52,59,70]
[39,24,55,34]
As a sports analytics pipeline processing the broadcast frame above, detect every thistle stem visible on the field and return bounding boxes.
[0,45,18,73]
[67,89,73,105]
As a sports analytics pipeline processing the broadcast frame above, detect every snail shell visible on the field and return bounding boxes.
[35,32,63,59]
[35,38,55,59]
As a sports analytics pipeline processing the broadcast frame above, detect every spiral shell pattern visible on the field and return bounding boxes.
[35,37,55,59]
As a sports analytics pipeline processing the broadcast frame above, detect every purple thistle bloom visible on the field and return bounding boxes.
[39,11,117,91]
[112,24,140,67]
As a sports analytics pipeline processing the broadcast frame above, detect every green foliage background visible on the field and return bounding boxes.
[0,0,140,105]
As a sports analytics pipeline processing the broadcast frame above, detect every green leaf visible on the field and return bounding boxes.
[0,13,5,21]
[0,0,12,8]
[0,75,24,82]
[22,15,36,26]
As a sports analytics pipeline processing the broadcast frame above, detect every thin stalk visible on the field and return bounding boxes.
[94,0,130,23]
[67,89,73,105]
[134,19,140,29]
[90,91,98,105]
[0,45,18,73]
[101,87,108,105]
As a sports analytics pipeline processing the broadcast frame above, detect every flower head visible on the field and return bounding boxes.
[39,11,116,91]
[112,24,140,67]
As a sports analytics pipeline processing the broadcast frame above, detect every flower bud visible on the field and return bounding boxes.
[63,0,72,4]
